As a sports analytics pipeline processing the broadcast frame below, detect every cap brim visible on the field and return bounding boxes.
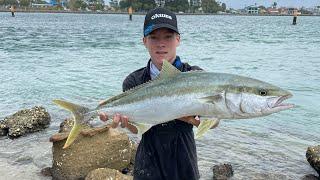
[144,23,179,37]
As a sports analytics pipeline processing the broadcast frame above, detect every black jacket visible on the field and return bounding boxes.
[123,57,202,180]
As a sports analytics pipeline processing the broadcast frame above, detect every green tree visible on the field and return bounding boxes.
[165,0,189,12]
[258,5,266,10]
[119,0,130,9]
[68,0,87,10]
[4,0,18,5]
[272,2,277,8]
[87,0,104,11]
[0,0,5,6]
[136,0,155,12]
[221,2,226,12]
[201,0,221,13]
[20,0,31,7]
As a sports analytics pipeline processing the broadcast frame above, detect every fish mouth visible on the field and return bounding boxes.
[272,94,295,110]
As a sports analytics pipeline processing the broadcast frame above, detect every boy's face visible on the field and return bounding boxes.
[143,28,180,69]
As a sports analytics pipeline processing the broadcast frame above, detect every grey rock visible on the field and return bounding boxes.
[0,106,50,138]
[307,145,320,176]
[58,118,74,133]
[251,173,289,180]
[41,167,52,177]
[58,117,93,133]
[212,163,233,180]
[50,126,134,180]
[85,168,133,180]
[301,174,319,180]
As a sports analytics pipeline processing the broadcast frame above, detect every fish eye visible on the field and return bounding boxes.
[259,89,268,96]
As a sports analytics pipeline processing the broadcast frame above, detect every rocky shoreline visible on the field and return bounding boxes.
[1,106,319,179]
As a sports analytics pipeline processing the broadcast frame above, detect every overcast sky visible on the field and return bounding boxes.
[219,0,319,9]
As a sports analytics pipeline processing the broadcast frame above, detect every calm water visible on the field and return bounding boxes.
[0,12,319,179]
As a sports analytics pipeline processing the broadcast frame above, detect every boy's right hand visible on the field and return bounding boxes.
[99,112,138,134]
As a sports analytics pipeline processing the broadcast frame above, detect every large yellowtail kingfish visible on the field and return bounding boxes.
[53,60,294,149]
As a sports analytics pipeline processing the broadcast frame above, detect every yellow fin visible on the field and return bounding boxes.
[195,119,220,139]
[63,123,85,149]
[130,122,152,137]
[53,99,90,149]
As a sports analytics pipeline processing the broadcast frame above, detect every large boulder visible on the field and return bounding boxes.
[50,126,134,180]
[0,106,50,138]
[306,145,320,176]
[85,168,133,180]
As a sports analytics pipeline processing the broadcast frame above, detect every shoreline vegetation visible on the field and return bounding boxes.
[1,9,320,16]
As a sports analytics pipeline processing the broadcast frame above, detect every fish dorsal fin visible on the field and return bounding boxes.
[98,60,180,108]
[98,79,155,107]
[157,60,181,80]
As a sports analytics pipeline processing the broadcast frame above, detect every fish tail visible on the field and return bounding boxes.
[53,99,90,149]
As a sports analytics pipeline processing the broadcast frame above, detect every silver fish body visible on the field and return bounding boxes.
[53,61,294,148]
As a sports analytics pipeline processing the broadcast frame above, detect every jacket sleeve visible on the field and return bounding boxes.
[190,65,203,71]
[122,74,137,92]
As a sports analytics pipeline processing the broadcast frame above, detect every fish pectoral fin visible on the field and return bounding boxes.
[198,94,223,104]
[195,118,220,139]
[129,122,152,136]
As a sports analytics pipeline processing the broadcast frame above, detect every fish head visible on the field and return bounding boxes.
[225,76,294,118]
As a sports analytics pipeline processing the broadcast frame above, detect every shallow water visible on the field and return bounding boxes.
[0,13,319,179]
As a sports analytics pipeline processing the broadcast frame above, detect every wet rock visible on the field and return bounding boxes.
[15,155,33,164]
[0,106,50,138]
[0,121,8,136]
[129,140,138,164]
[50,126,134,180]
[212,163,233,180]
[306,145,320,176]
[58,117,94,133]
[251,173,289,179]
[58,118,74,133]
[85,168,133,180]
[301,174,319,180]
[41,167,52,177]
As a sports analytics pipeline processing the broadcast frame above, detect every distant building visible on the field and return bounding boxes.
[315,6,320,15]
[190,0,201,7]
[287,8,298,15]
[31,3,51,8]
[50,0,58,6]
[278,7,288,15]
[155,0,166,7]
[109,0,119,8]
[246,5,259,14]
[267,7,279,15]
[259,8,267,14]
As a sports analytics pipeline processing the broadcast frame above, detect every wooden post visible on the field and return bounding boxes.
[128,6,133,21]
[292,10,298,25]
[10,5,15,17]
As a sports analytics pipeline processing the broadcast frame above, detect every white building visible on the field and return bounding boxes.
[246,5,259,14]
[315,6,320,15]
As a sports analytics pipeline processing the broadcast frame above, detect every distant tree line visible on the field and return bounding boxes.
[0,0,104,11]
[118,0,225,13]
[0,0,224,13]
[68,0,104,11]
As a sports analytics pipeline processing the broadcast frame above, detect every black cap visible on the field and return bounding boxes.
[143,7,179,37]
